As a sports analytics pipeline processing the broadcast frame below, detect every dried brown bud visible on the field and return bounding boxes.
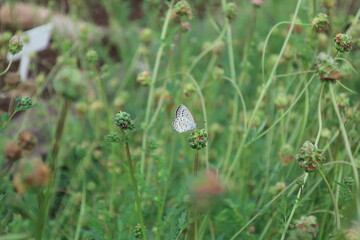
[13,158,50,194]
[18,131,37,150]
[5,142,22,161]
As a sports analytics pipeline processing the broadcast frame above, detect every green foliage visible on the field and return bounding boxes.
[1,0,360,239]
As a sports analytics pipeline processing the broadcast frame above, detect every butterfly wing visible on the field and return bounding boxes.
[172,117,196,133]
[175,104,195,124]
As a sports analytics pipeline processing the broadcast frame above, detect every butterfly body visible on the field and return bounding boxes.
[172,104,196,133]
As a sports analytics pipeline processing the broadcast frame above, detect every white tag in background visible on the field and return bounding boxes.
[7,23,53,81]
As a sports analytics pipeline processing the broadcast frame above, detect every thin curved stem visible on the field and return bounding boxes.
[186,73,209,169]
[280,173,309,240]
[121,131,148,240]
[318,169,341,229]
[275,70,316,78]
[230,174,304,240]
[315,83,325,146]
[223,76,248,132]
[140,0,174,173]
[226,0,304,180]
[329,84,360,217]
[246,74,315,147]
[74,177,87,240]
[187,26,228,74]
[0,56,13,76]
[262,22,311,82]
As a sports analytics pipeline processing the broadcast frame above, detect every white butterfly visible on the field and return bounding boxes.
[172,104,196,133]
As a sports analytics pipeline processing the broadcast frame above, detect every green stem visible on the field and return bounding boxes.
[230,174,304,239]
[186,73,209,169]
[0,233,31,240]
[223,76,248,135]
[194,151,199,177]
[0,56,13,76]
[275,70,316,78]
[222,14,238,169]
[74,177,87,240]
[280,173,309,240]
[120,131,147,240]
[329,84,360,217]
[226,0,304,180]
[141,0,174,174]
[35,98,70,240]
[315,83,325,146]
[318,169,341,229]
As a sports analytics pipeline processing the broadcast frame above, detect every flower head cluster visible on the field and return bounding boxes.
[278,144,294,165]
[18,131,37,150]
[86,49,99,65]
[312,13,329,32]
[54,66,84,101]
[316,52,341,81]
[136,71,151,86]
[8,37,23,55]
[187,129,208,150]
[296,141,325,173]
[174,0,193,19]
[183,83,196,97]
[114,111,135,131]
[107,131,122,143]
[251,0,263,8]
[13,157,50,194]
[224,3,237,21]
[334,33,353,53]
[295,215,319,238]
[5,131,37,163]
[140,28,153,46]
[16,96,32,108]
[133,223,143,239]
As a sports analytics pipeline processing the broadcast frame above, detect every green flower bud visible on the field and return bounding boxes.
[212,65,224,80]
[8,37,23,55]
[86,49,99,65]
[16,97,32,108]
[187,129,208,150]
[336,93,349,110]
[114,111,135,131]
[133,223,143,239]
[136,71,151,86]
[312,13,329,32]
[140,28,153,46]
[275,91,290,109]
[294,215,319,238]
[107,131,121,142]
[320,128,332,139]
[53,66,84,101]
[334,33,353,53]
[174,0,193,19]
[81,231,95,240]
[316,52,341,81]
[183,83,196,97]
[224,3,237,21]
[268,182,286,195]
[296,141,325,173]
[278,144,294,165]
[344,176,354,187]
[87,181,96,191]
